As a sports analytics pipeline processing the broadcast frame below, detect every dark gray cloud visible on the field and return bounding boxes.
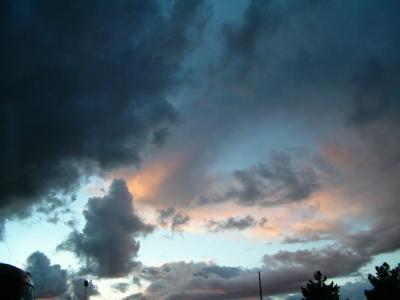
[157,207,190,231]
[171,214,190,231]
[267,217,400,281]
[262,247,369,279]
[58,179,153,277]
[283,234,330,244]
[206,215,258,232]
[158,207,176,226]
[344,217,400,258]
[346,58,400,128]
[193,265,243,279]
[152,127,170,148]
[25,251,68,298]
[221,0,400,118]
[199,151,320,207]
[222,0,291,65]
[230,151,319,205]
[0,0,208,237]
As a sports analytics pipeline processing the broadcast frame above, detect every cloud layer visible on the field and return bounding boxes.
[132,214,400,300]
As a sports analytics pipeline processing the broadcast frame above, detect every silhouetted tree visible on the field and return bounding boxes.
[364,262,400,300]
[301,271,340,300]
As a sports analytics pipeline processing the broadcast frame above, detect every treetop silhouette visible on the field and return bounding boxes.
[364,262,400,300]
[301,271,340,300]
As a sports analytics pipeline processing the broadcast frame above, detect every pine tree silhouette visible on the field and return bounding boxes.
[301,271,339,300]
[365,262,400,300]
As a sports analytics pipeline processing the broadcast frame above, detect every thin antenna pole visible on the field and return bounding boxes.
[258,271,263,300]
[84,280,89,300]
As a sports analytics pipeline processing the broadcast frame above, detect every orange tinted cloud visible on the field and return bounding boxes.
[126,153,185,201]
[308,187,366,221]
[128,162,169,200]
[291,218,335,235]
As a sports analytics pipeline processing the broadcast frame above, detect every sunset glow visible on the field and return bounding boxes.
[1,1,399,299]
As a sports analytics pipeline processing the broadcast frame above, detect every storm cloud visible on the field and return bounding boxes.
[0,0,208,237]
[25,251,68,298]
[58,179,153,277]
[2,0,400,298]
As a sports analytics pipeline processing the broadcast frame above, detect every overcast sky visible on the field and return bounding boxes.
[1,0,400,299]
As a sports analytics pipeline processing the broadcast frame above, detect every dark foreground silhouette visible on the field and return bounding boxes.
[364,262,400,300]
[301,271,339,300]
[0,263,35,300]
[300,262,400,300]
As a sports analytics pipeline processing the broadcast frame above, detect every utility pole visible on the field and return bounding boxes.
[258,271,263,300]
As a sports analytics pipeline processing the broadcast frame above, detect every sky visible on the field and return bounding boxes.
[1,0,400,299]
